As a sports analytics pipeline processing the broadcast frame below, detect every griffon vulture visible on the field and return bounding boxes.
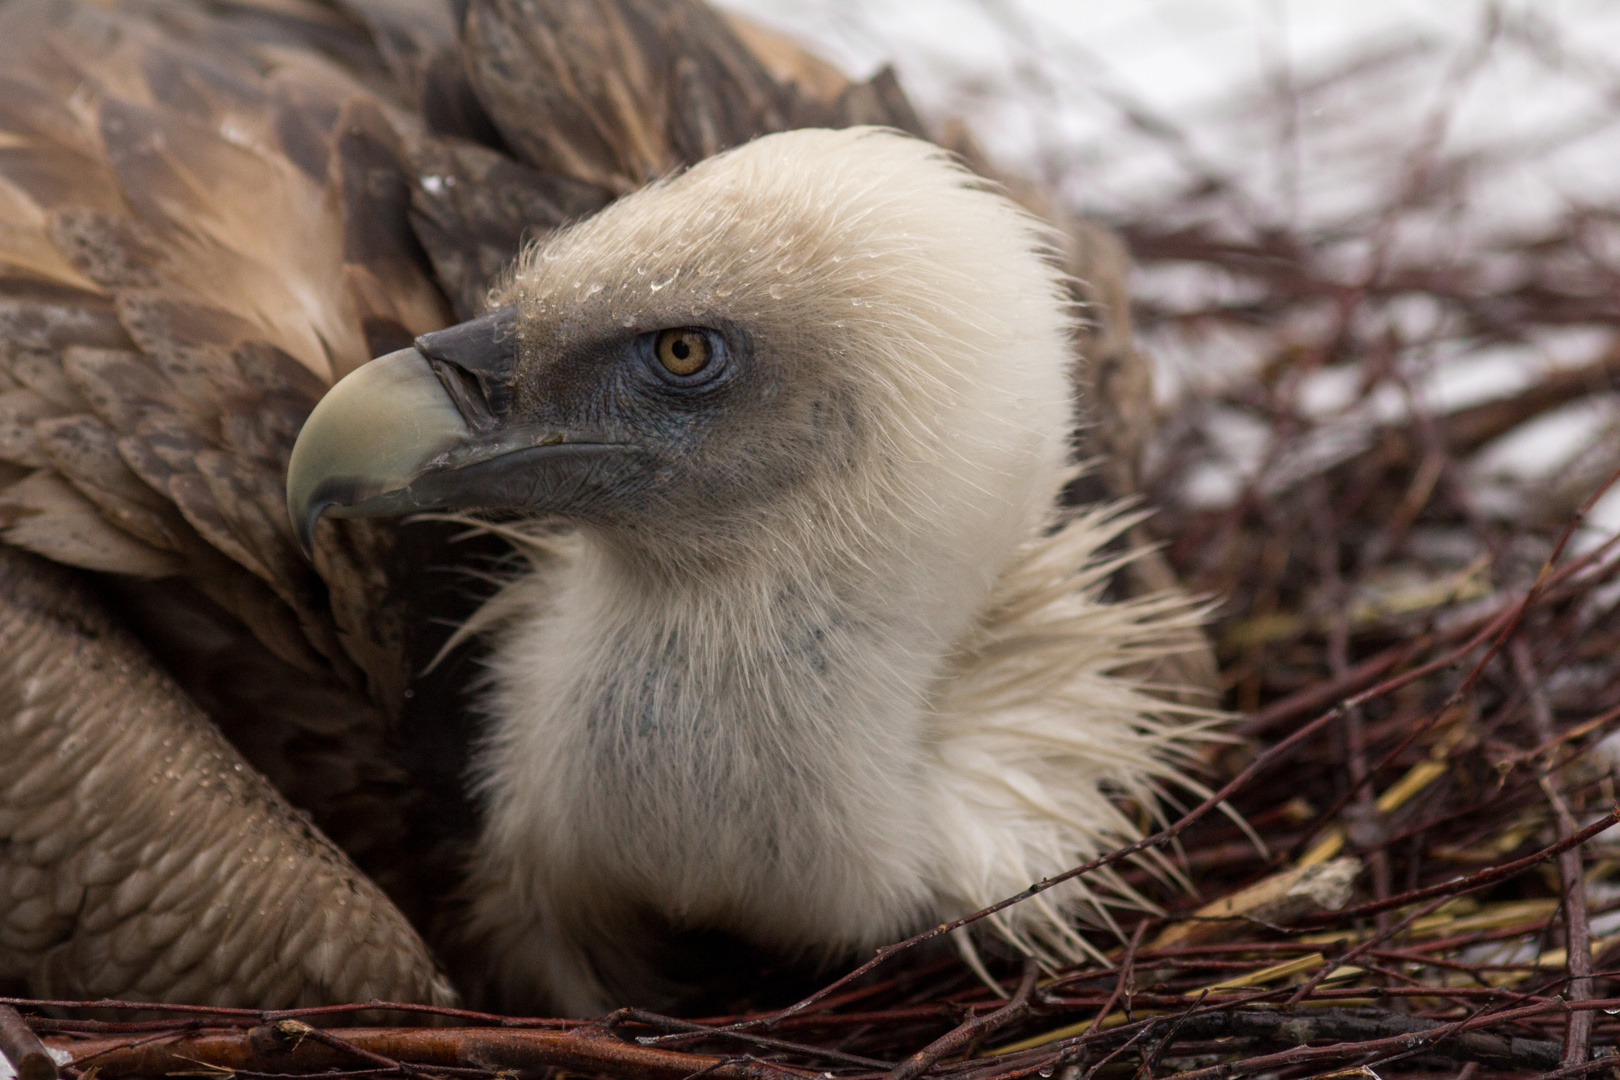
[0,0,1214,1016]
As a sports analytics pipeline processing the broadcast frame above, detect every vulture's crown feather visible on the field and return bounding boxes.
[0,0,1215,1016]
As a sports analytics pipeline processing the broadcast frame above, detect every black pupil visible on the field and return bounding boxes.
[672,339,691,361]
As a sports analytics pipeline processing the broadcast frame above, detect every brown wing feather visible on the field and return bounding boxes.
[460,0,917,192]
[0,1,436,925]
[0,546,450,1008]
[335,98,456,354]
[409,135,611,319]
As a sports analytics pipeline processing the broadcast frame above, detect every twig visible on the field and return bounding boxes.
[885,961,1039,1080]
[1284,895,1453,1007]
[627,1011,895,1069]
[47,1027,809,1080]
[0,1005,56,1080]
[1147,1001,1566,1080]
[1515,639,1598,1067]
[1307,808,1618,922]
[1090,920,1150,1035]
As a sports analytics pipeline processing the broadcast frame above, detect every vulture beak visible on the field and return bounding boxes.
[286,305,640,556]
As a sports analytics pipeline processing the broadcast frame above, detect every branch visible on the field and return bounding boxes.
[1152,1005,1565,1074]
[49,1024,805,1080]
[885,960,1039,1080]
[0,1005,56,1080]
[1303,807,1618,922]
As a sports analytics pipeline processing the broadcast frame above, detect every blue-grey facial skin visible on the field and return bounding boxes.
[498,321,794,526]
[608,327,870,549]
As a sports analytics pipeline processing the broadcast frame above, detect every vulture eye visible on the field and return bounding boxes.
[654,328,712,377]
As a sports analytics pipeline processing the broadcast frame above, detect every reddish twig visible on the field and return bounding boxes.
[0,1005,56,1080]
[48,1026,809,1080]
[884,961,1039,1080]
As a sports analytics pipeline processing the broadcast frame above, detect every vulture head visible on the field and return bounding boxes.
[290,126,1069,587]
[287,127,1202,1014]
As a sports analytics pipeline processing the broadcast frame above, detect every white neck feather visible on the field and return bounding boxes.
[461,490,1214,1015]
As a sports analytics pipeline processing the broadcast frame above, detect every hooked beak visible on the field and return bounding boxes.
[286,305,641,556]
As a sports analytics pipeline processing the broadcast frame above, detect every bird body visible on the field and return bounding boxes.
[0,0,1214,1016]
[399,129,1204,1012]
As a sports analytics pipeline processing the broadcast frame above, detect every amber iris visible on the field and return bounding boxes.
[655,328,711,376]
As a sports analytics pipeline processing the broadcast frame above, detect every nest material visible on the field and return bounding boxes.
[12,8,1620,1080]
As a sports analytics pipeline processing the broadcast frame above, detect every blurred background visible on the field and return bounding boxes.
[720,1,1620,539]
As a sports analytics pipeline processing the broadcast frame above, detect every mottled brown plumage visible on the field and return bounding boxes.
[0,546,453,1006]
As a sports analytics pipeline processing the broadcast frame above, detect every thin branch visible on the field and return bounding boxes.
[885,961,1039,1080]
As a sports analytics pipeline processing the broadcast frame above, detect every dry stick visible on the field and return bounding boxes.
[0,1000,265,1021]
[1280,461,1620,870]
[1366,945,1574,995]
[1346,7,1502,322]
[1238,638,1426,736]
[1504,699,1620,770]
[1274,698,1454,870]
[0,998,565,1031]
[1273,603,1526,869]
[1045,985,1531,1008]
[1311,477,1393,939]
[1134,990,1208,1080]
[1283,893,1454,1008]
[1076,1016,1160,1080]
[955,985,1289,1076]
[1512,1058,1620,1080]
[1373,742,1618,860]
[1305,809,1618,924]
[1242,464,1620,740]
[621,1011,895,1070]
[52,1029,200,1075]
[1145,999,1570,1080]
[885,961,1039,1080]
[1514,639,1597,1068]
[1557,848,1601,1062]
[19,1019,211,1038]
[1047,996,1580,1080]
[1088,920,1150,1036]
[981,963,1533,1073]
[1123,1004,1572,1075]
[1451,458,1620,689]
[267,1021,431,1078]
[49,1027,810,1080]
[0,1005,57,1080]
[1351,958,1483,1010]
[260,1000,574,1028]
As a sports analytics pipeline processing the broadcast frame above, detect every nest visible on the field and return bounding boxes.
[9,8,1620,1080]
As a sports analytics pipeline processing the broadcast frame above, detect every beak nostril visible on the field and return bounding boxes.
[415,304,522,430]
[430,359,502,434]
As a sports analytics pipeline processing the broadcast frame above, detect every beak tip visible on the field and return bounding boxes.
[293,504,320,561]
[284,343,474,560]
